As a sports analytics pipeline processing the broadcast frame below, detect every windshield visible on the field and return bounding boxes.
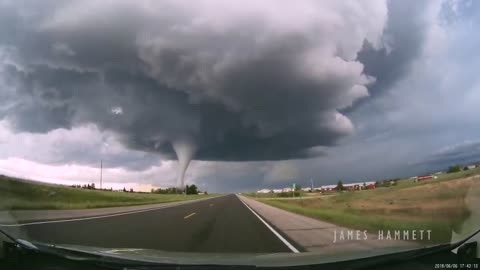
[0,0,479,266]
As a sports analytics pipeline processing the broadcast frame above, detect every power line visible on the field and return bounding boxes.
[100,160,103,190]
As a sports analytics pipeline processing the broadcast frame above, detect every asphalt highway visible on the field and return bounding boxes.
[8,194,293,253]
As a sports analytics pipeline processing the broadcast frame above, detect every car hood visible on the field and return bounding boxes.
[35,243,425,267]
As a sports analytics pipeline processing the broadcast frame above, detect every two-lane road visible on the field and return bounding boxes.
[3,194,294,253]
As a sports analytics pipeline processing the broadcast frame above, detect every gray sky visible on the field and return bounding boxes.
[1,0,480,192]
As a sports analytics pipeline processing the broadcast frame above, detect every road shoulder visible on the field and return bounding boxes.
[239,195,420,255]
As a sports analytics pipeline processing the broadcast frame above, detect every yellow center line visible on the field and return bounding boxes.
[184,212,196,219]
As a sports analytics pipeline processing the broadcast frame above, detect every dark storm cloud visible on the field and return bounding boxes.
[0,1,388,162]
[422,141,480,169]
[1,63,96,132]
[2,62,334,161]
[344,0,432,114]
[361,0,430,92]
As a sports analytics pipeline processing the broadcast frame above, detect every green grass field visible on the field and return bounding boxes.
[0,175,215,210]
[253,173,480,243]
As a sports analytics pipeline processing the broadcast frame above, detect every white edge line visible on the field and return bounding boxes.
[238,196,300,253]
[183,212,196,219]
[0,196,221,227]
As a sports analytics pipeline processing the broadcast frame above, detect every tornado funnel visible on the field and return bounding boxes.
[172,141,197,193]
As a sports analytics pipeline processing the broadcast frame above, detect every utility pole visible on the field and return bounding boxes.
[310,178,314,192]
[100,160,103,190]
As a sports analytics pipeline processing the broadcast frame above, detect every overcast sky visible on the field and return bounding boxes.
[1,0,480,192]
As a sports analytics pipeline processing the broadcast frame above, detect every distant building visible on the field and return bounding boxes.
[343,181,376,191]
[363,181,376,190]
[320,184,337,191]
[258,180,378,194]
[467,165,476,170]
[416,175,434,182]
[360,181,375,189]
[343,183,358,190]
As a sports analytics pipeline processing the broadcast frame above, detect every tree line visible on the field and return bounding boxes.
[70,183,207,194]
[71,183,134,192]
[71,183,99,190]
[447,164,478,173]
[151,184,204,195]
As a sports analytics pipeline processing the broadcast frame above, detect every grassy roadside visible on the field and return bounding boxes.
[261,199,451,243]
[253,175,480,244]
[0,176,215,210]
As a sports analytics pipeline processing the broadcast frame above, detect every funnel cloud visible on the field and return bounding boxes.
[172,141,197,191]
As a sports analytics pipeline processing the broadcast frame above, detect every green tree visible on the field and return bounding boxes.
[448,165,461,173]
[186,184,198,195]
[335,180,345,191]
[191,184,199,195]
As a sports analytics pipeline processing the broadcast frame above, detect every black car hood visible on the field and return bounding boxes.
[33,242,427,267]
